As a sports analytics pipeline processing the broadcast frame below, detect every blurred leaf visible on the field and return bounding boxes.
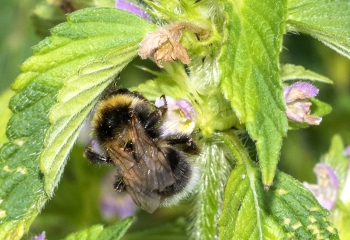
[29,144,109,239]
[0,90,14,145]
[219,131,339,239]
[310,98,332,118]
[65,225,103,240]
[321,135,348,194]
[319,136,350,240]
[281,64,333,84]
[333,202,350,240]
[287,0,350,59]
[32,0,117,38]
[64,217,133,240]
[96,217,134,240]
[123,218,187,240]
[0,8,155,239]
[32,2,67,38]
[0,0,41,93]
[219,0,288,186]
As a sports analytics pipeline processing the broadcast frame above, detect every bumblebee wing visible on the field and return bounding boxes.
[108,147,161,213]
[131,116,175,192]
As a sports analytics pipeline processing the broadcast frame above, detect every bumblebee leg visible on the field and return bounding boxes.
[166,137,192,144]
[166,137,200,154]
[113,178,126,192]
[83,146,111,164]
[144,95,168,129]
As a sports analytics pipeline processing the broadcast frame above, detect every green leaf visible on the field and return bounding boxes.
[281,64,333,84]
[31,0,117,38]
[64,217,134,240]
[0,7,155,239]
[65,225,104,240]
[333,202,350,240]
[287,0,350,59]
[32,2,67,38]
[189,134,234,239]
[123,218,187,240]
[96,216,134,240]
[219,132,339,239]
[219,0,288,186]
[133,62,191,101]
[0,90,14,146]
[309,98,332,119]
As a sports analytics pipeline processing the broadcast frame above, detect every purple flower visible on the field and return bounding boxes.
[155,96,196,137]
[303,163,339,210]
[283,82,322,125]
[344,145,350,157]
[115,0,149,20]
[100,171,136,220]
[34,232,46,240]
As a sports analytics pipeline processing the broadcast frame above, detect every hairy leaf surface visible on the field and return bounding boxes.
[219,0,288,186]
[287,0,350,59]
[0,8,155,239]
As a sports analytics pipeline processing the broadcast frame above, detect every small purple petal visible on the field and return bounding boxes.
[115,0,149,20]
[283,82,319,103]
[314,163,339,189]
[100,171,136,219]
[303,183,335,210]
[34,232,46,240]
[155,96,177,110]
[176,99,197,121]
[155,96,196,136]
[304,163,339,210]
[285,100,311,122]
[344,145,350,157]
[100,193,135,219]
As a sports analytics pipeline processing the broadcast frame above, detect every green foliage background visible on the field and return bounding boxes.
[0,1,350,239]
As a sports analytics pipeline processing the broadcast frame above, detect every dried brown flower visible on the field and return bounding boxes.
[139,22,209,67]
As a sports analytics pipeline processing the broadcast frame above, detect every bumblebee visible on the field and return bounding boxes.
[84,88,199,213]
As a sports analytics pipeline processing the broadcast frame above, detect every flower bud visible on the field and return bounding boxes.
[283,82,322,125]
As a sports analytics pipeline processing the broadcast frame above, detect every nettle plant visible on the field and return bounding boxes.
[1,0,350,239]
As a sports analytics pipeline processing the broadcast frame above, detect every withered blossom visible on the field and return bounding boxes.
[139,25,190,67]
